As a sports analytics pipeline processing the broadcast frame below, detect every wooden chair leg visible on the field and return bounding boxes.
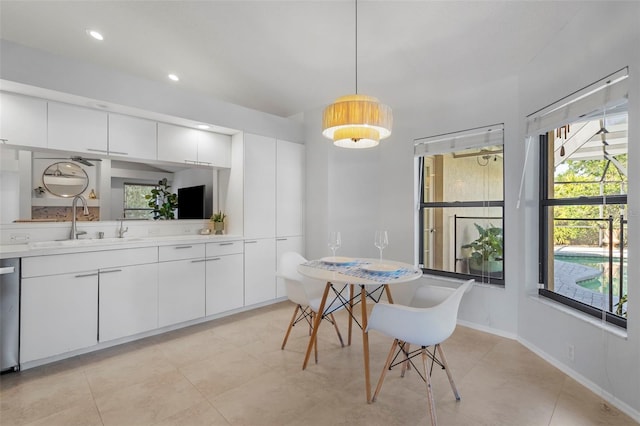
[329,313,345,347]
[281,305,300,350]
[436,344,460,401]
[372,339,398,402]
[314,328,319,364]
[309,310,313,336]
[421,348,438,426]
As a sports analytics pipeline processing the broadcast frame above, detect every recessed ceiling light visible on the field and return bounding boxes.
[168,74,179,82]
[197,124,210,130]
[86,29,103,41]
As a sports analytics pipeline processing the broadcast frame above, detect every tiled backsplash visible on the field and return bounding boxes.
[31,206,100,221]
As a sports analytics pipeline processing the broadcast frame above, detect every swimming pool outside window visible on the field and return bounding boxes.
[532,69,629,328]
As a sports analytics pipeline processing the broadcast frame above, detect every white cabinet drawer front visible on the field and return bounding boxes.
[22,247,158,278]
[158,244,205,262]
[205,240,244,257]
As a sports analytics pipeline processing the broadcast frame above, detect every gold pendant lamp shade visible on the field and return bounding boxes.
[322,94,393,148]
[321,0,393,149]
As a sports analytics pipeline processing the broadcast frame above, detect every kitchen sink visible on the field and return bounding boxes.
[29,237,144,249]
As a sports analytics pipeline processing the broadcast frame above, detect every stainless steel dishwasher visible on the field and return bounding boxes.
[1,258,20,373]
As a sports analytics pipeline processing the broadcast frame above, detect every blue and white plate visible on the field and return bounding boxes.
[320,256,356,265]
[360,263,401,274]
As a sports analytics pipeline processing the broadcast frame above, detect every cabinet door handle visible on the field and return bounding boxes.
[244,240,257,244]
[218,242,234,246]
[0,266,16,275]
[75,272,98,278]
[87,148,108,153]
[110,150,128,155]
[206,257,221,261]
[276,238,288,241]
[174,245,193,249]
[191,259,207,263]
[100,269,122,274]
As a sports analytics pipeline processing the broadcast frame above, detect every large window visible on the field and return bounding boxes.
[123,183,155,219]
[416,124,504,284]
[533,69,629,328]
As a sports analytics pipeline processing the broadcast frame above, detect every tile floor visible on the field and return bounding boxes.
[1,301,637,426]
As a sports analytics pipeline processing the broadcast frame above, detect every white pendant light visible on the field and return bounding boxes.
[322,0,392,149]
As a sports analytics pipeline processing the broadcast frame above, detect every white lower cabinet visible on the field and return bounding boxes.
[244,238,276,306]
[205,254,244,315]
[158,258,206,327]
[276,236,304,298]
[99,263,158,342]
[21,271,98,363]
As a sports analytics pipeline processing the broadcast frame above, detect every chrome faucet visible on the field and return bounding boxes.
[117,220,129,238]
[70,195,89,239]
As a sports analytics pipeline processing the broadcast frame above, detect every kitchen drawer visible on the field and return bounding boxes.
[158,243,205,262]
[205,240,244,257]
[22,247,158,278]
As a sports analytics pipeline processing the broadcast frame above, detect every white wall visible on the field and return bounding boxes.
[305,74,521,330]
[304,1,639,420]
[517,1,639,417]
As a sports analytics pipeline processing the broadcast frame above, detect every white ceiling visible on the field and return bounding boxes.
[0,1,587,118]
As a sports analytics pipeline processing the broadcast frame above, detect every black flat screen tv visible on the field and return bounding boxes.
[177,185,206,219]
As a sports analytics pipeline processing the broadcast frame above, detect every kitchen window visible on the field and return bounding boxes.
[123,183,155,219]
[415,124,505,284]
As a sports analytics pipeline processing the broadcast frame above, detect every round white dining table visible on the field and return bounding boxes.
[297,257,422,403]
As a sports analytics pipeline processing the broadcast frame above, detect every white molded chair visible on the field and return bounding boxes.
[366,279,474,426]
[278,252,346,363]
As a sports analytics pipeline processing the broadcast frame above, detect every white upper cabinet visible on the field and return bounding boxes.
[197,130,231,168]
[244,133,276,239]
[276,140,305,237]
[108,113,157,160]
[157,123,199,164]
[158,122,231,167]
[0,92,47,149]
[47,102,108,154]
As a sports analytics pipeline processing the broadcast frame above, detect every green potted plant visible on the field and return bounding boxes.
[461,223,503,277]
[145,178,178,220]
[211,210,226,234]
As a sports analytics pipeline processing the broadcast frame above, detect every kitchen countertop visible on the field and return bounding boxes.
[0,234,245,259]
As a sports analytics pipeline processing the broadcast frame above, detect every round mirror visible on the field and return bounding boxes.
[42,162,89,197]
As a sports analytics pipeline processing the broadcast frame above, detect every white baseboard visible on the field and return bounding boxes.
[457,319,518,340]
[517,336,640,423]
[454,320,639,423]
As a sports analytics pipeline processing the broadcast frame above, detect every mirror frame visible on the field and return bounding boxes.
[42,161,89,197]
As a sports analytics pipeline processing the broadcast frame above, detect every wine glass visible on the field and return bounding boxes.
[374,230,388,262]
[328,231,341,258]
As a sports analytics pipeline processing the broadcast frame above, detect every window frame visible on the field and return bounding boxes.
[416,126,506,285]
[122,182,156,219]
[538,133,627,328]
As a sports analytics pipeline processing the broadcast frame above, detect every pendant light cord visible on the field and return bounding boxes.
[355,0,358,94]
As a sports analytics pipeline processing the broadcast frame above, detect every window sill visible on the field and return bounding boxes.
[528,294,628,339]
